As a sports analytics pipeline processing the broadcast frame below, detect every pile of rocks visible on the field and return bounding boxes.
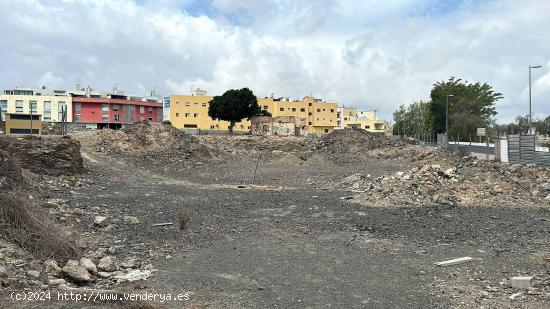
[349,156,550,208]
[89,121,220,167]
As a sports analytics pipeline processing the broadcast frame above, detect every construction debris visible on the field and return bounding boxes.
[434,257,474,267]
[511,276,534,289]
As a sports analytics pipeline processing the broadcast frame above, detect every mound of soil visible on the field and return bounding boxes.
[310,129,414,164]
[0,135,83,176]
[89,121,219,165]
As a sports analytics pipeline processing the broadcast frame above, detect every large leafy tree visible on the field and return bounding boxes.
[430,77,503,140]
[392,101,432,137]
[208,88,261,134]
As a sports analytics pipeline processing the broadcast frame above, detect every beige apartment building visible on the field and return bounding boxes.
[169,91,338,136]
[0,87,73,123]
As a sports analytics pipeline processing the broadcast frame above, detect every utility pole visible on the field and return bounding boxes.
[529,65,542,135]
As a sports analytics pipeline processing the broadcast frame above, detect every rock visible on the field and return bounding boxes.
[80,258,97,274]
[395,172,405,179]
[113,269,152,282]
[0,266,8,277]
[123,216,140,225]
[97,272,111,278]
[26,270,41,278]
[62,260,91,283]
[48,278,66,286]
[44,260,62,276]
[98,256,117,272]
[120,258,136,268]
[431,164,441,170]
[73,208,82,216]
[94,216,107,226]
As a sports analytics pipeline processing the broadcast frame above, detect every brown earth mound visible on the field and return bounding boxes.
[89,121,220,166]
[0,135,84,176]
[310,128,415,164]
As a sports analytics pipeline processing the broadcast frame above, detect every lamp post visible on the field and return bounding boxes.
[529,65,542,135]
[445,94,453,135]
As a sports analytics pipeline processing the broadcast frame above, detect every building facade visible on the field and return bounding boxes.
[0,87,73,123]
[168,93,339,136]
[343,110,389,134]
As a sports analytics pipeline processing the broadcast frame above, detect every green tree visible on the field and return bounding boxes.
[392,101,431,137]
[430,77,503,140]
[208,88,261,134]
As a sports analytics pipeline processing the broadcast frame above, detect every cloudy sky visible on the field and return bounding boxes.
[1,0,549,123]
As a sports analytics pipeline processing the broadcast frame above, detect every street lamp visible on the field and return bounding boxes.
[446,94,454,135]
[529,65,542,135]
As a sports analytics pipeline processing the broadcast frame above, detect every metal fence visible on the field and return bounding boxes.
[508,134,550,166]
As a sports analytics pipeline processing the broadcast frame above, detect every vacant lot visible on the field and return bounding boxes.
[2,127,549,308]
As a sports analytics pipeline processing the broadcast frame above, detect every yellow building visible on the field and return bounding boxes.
[169,92,338,136]
[169,93,251,133]
[336,106,358,129]
[5,113,42,135]
[0,87,73,123]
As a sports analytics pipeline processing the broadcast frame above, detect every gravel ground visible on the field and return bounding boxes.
[3,131,549,308]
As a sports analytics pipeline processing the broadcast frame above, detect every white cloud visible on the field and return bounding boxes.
[0,0,549,123]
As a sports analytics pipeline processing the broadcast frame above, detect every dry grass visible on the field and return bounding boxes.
[0,192,79,263]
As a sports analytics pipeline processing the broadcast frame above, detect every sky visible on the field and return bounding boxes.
[0,0,549,123]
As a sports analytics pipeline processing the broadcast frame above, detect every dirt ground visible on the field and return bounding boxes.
[2,127,549,308]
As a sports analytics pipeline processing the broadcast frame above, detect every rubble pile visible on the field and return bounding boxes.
[348,156,550,208]
[198,135,315,157]
[90,121,220,166]
[0,135,84,176]
[311,129,414,164]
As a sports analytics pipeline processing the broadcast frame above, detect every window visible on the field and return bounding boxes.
[308,122,312,125]
[114,114,120,122]
[324,129,329,133]
[193,113,199,118]
[0,100,6,119]
[194,103,198,107]
[308,112,312,116]
[113,104,120,111]
[29,101,37,113]
[202,103,207,107]
[263,106,268,110]
[279,108,284,112]
[316,109,321,112]
[300,108,305,112]
[148,117,153,121]
[344,117,348,121]
[175,102,179,107]
[291,108,296,112]
[102,114,109,121]
[322,109,325,112]
[101,103,108,112]
[176,113,180,117]
[16,100,23,112]
[185,102,190,106]
[365,125,370,129]
[147,106,153,111]
[330,109,334,113]
[210,125,215,129]
[140,106,145,113]
[74,114,82,122]
[74,103,81,111]
[185,113,190,117]
[44,101,52,121]
[308,103,312,106]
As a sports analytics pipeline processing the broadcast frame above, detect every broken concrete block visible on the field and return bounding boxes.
[434,256,473,267]
[511,276,533,289]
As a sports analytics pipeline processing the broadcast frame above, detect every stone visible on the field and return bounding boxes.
[0,266,8,277]
[434,257,473,267]
[511,276,533,289]
[113,269,152,282]
[73,208,82,216]
[26,270,41,278]
[431,164,441,170]
[80,258,97,274]
[123,216,140,225]
[47,278,66,286]
[94,216,107,226]
[43,260,62,276]
[98,256,117,272]
[97,272,111,278]
[62,260,91,283]
[120,258,136,268]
